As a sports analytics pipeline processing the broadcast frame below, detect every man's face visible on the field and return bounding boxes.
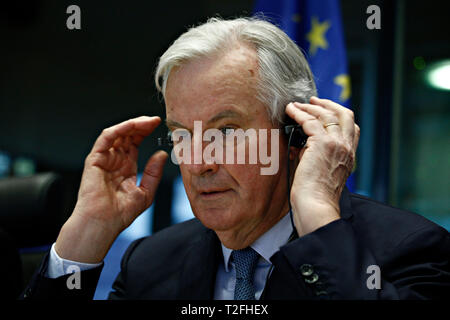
[165,44,290,249]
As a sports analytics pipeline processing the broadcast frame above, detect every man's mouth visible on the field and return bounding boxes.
[199,189,232,198]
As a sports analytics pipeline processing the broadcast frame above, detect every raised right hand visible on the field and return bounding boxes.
[55,116,168,263]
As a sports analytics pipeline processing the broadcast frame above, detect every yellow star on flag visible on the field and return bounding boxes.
[306,16,331,56]
[334,74,351,102]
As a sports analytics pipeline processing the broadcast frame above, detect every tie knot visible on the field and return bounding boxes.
[231,247,259,280]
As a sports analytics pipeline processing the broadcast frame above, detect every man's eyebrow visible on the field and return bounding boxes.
[165,119,186,130]
[207,109,242,124]
[166,109,243,130]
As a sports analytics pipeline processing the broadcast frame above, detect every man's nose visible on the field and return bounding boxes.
[185,162,219,176]
[185,139,220,176]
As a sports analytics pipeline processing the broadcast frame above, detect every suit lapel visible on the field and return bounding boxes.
[177,227,222,299]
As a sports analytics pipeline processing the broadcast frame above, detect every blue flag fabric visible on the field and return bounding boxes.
[253,0,355,191]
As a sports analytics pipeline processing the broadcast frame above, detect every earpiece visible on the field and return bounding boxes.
[157,131,173,147]
[284,124,307,149]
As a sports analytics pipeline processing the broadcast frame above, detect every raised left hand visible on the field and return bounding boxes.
[285,96,360,237]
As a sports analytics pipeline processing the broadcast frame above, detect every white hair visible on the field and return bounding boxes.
[154,16,317,125]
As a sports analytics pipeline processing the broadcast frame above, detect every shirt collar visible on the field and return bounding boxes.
[221,212,293,272]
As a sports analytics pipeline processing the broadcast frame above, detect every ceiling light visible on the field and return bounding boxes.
[426,60,450,91]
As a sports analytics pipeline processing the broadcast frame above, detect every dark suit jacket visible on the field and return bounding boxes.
[21,189,450,299]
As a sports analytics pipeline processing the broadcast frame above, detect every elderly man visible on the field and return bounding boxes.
[22,17,449,300]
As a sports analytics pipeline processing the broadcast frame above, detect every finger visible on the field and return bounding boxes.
[309,97,355,142]
[310,96,353,116]
[293,102,341,136]
[139,150,168,205]
[92,116,161,153]
[131,133,147,146]
[286,102,327,136]
[111,135,141,164]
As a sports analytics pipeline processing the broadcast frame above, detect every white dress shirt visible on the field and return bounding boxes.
[47,243,102,278]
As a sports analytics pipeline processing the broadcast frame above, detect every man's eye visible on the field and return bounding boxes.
[171,129,191,143]
[220,127,235,136]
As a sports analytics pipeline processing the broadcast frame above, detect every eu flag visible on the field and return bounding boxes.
[254,0,355,191]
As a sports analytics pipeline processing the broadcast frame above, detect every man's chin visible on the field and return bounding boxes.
[193,207,238,232]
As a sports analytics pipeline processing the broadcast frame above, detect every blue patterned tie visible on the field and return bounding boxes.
[232,247,259,300]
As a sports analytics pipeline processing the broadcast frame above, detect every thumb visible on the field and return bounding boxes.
[139,150,168,204]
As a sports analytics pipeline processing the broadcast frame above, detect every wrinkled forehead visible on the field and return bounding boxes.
[164,44,263,123]
[168,44,258,90]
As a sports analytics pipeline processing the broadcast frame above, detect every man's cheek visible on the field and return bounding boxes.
[225,165,258,197]
[258,128,280,176]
